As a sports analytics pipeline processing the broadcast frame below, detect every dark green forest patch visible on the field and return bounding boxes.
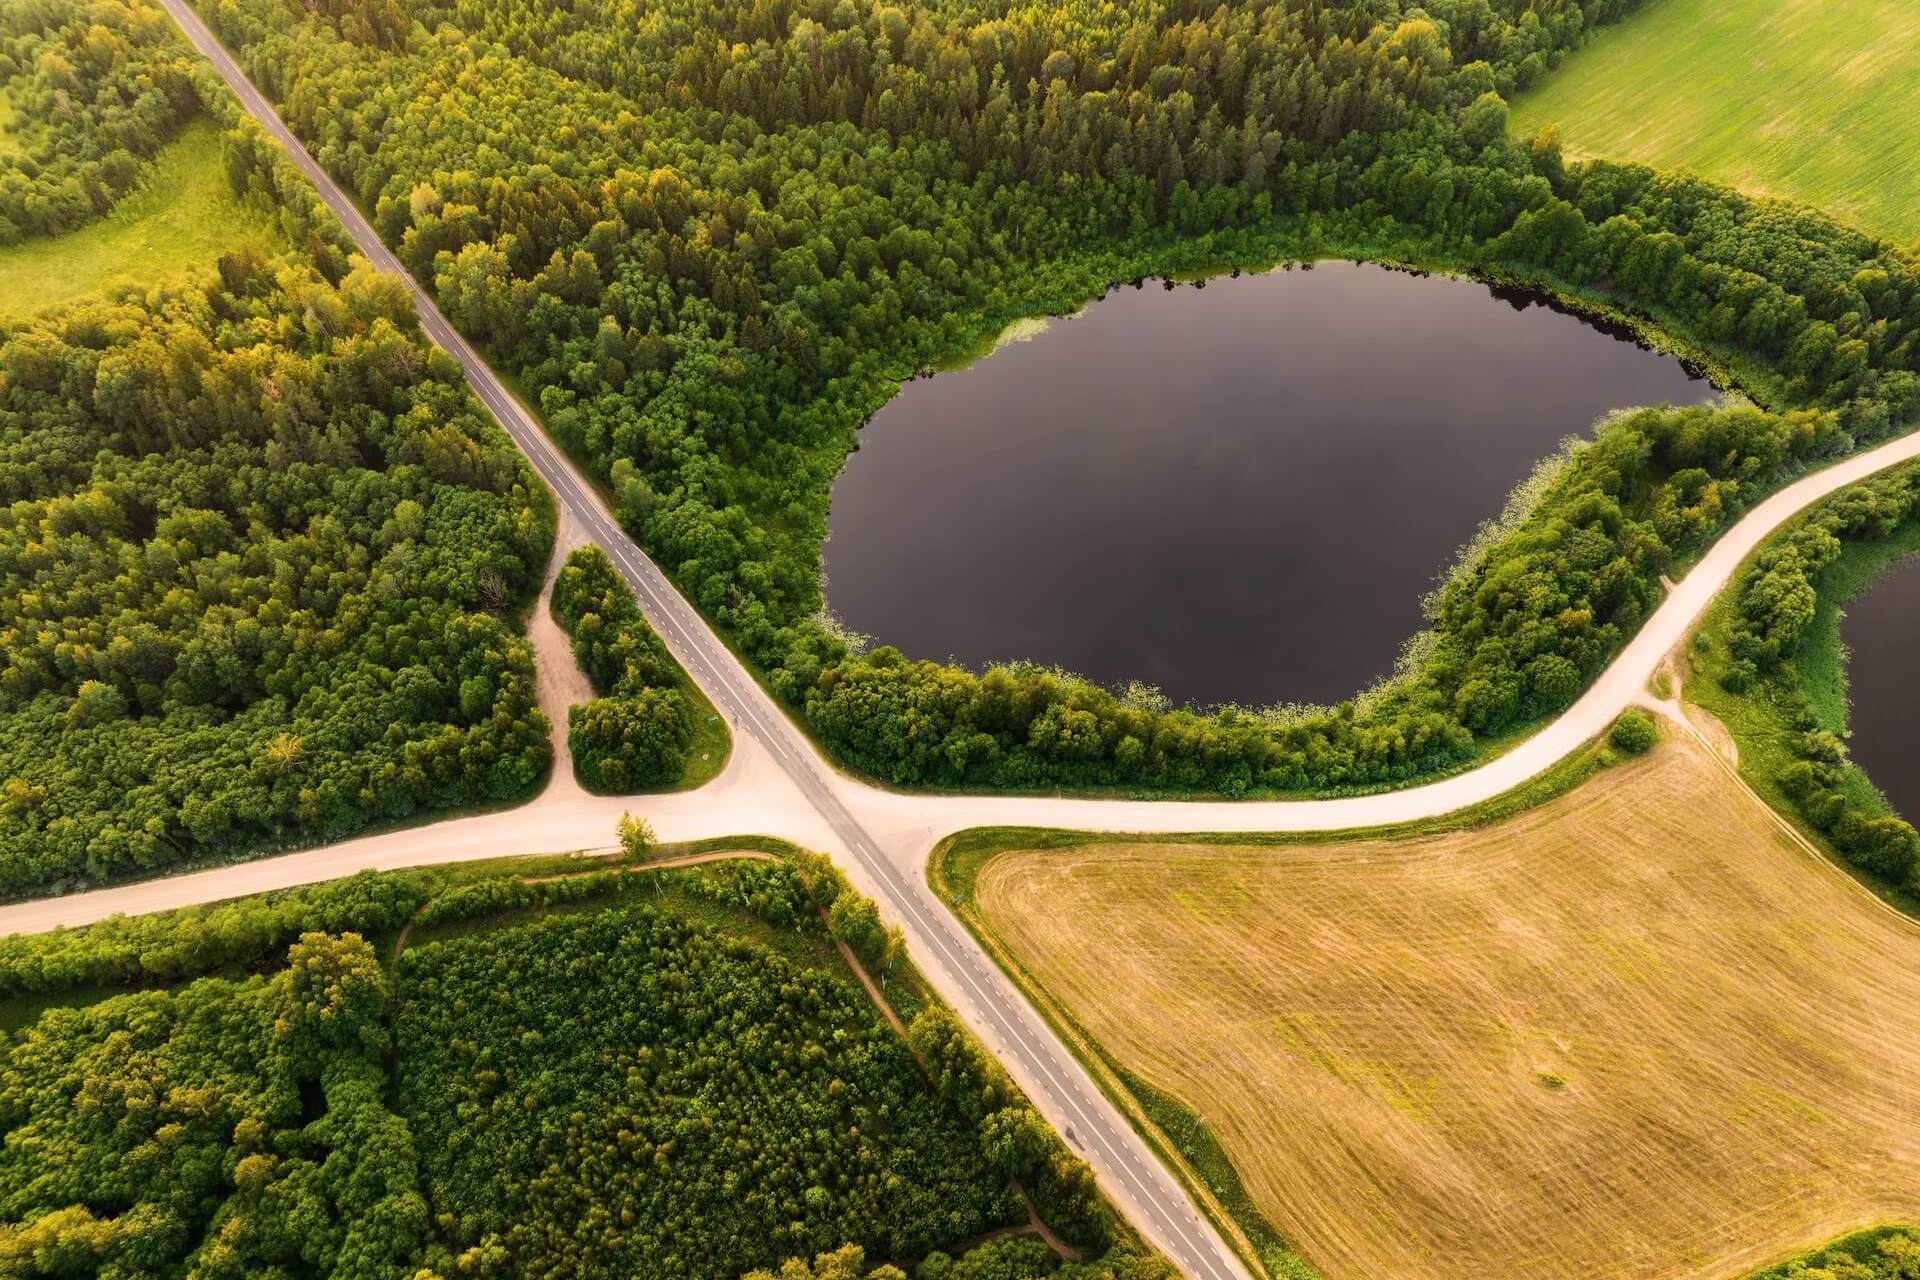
[0,260,556,896]
[186,0,1920,798]
[549,543,729,791]
[0,850,1174,1280]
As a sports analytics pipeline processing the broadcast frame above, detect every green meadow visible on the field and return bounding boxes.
[1512,0,1920,245]
[0,116,284,319]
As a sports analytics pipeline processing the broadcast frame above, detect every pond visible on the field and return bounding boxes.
[822,261,1716,709]
[1839,556,1920,822]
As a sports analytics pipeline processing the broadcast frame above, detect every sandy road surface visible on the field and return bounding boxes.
[37,5,1920,1275]
[99,7,1259,1275]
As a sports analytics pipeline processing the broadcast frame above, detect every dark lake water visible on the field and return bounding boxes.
[823,262,1715,708]
[1840,557,1920,822]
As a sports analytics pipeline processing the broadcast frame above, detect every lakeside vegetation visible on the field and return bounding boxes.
[1510,0,1920,246]
[0,847,1173,1280]
[182,0,1920,799]
[1686,462,1920,904]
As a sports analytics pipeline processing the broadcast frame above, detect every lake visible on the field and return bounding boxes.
[823,262,1716,708]
[1839,555,1920,822]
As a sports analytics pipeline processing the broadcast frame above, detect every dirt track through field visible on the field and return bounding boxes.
[975,738,1920,1280]
[528,509,596,800]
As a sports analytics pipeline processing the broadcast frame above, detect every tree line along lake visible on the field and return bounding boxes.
[1840,561,1920,825]
[823,261,1716,710]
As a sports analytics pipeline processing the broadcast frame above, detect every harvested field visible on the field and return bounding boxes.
[973,735,1920,1280]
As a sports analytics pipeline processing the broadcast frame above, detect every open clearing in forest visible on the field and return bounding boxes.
[1509,0,1920,244]
[973,735,1920,1280]
[0,116,283,318]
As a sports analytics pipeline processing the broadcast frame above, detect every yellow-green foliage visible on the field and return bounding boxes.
[0,117,283,318]
[1512,0,1920,244]
[0,93,24,158]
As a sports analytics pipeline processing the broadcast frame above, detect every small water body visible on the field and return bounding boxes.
[823,262,1715,708]
[1839,557,1920,821]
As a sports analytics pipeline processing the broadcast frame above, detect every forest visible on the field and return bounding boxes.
[0,256,556,895]
[183,0,1920,797]
[0,0,204,241]
[0,851,1170,1280]
[550,544,694,789]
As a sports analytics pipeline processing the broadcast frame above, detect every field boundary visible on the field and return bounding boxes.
[930,833,1317,1280]
[934,723,1920,1280]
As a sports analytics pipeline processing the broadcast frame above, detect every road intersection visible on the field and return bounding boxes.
[43,4,1920,1274]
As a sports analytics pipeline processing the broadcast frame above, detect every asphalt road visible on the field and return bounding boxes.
[154,3,1252,1275]
[64,5,1920,1273]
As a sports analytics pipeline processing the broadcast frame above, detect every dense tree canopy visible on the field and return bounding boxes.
[0,254,554,894]
[745,1237,1176,1280]
[0,0,206,241]
[551,543,694,789]
[0,932,425,1279]
[182,0,1920,796]
[397,902,1015,1277]
[0,854,1155,1279]
[1722,462,1920,889]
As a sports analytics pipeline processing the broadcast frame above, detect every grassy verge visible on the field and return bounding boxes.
[1684,525,1920,919]
[675,670,732,787]
[397,854,844,973]
[933,727,1624,912]
[1510,0,1920,245]
[1109,1067,1319,1280]
[0,835,911,1027]
[0,116,285,318]
[1742,1225,1920,1278]
[928,730,1629,1280]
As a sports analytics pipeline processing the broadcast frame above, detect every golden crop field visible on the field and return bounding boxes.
[974,735,1920,1280]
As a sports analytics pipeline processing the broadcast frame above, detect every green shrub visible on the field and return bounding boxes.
[1610,709,1657,754]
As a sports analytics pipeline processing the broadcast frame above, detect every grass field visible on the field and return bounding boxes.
[970,733,1920,1280]
[1509,0,1920,244]
[0,115,285,319]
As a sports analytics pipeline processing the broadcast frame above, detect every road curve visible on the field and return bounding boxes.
[148,4,1252,1276]
[44,3,1920,1273]
[864,415,1920,842]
